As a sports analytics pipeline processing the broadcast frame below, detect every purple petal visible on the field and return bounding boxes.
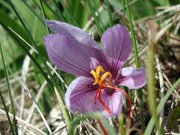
[116,67,146,89]
[65,77,123,117]
[65,77,102,113]
[46,20,98,48]
[101,25,132,72]
[100,90,123,117]
[106,58,124,78]
[44,33,104,76]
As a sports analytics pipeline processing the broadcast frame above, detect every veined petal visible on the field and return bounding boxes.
[106,58,124,78]
[65,77,103,113]
[44,33,104,76]
[101,25,132,70]
[100,90,123,117]
[117,67,146,89]
[46,20,98,48]
[65,77,123,117]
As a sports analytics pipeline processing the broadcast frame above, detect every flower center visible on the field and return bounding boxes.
[90,65,132,118]
[90,65,112,85]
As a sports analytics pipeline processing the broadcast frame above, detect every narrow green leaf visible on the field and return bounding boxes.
[2,25,54,90]
[0,44,18,134]
[7,1,71,126]
[105,0,113,26]
[124,0,145,130]
[58,0,79,26]
[85,0,103,34]
[145,78,180,135]
[66,0,88,27]
[52,0,66,21]
[0,9,31,43]
[118,114,125,135]
[6,0,56,91]
[166,106,180,131]
[0,44,15,135]
[39,0,50,33]
[40,0,65,21]
[0,86,15,134]
[54,87,71,129]
[9,0,46,40]
[124,0,139,67]
[21,1,44,24]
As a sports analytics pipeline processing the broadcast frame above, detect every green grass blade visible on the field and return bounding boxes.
[7,1,71,127]
[39,0,50,33]
[66,0,88,27]
[38,1,72,126]
[0,9,31,43]
[85,0,103,34]
[145,78,180,135]
[0,43,15,135]
[54,87,71,128]
[52,0,66,21]
[4,26,54,90]
[7,1,71,125]
[124,0,139,67]
[8,28,71,126]
[39,0,48,20]
[7,0,43,50]
[21,1,44,24]
[59,0,79,26]
[93,2,105,31]
[7,0,55,90]
[105,0,113,27]
[40,0,65,21]
[124,0,145,130]
[118,114,125,135]
[0,44,18,134]
[122,0,126,21]
[0,88,15,134]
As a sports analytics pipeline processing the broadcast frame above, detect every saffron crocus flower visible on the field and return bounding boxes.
[44,20,146,117]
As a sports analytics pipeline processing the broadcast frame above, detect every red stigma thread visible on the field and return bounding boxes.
[94,83,132,118]
[106,85,132,118]
[94,82,111,114]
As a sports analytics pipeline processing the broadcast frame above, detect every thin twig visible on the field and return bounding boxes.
[155,56,164,128]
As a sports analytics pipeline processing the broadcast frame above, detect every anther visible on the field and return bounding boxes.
[96,66,105,75]
[90,65,112,85]
[99,72,112,84]
[90,70,99,85]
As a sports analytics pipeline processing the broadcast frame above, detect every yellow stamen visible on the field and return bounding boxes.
[90,65,112,85]
[96,66,105,75]
[90,70,99,85]
[99,72,112,84]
